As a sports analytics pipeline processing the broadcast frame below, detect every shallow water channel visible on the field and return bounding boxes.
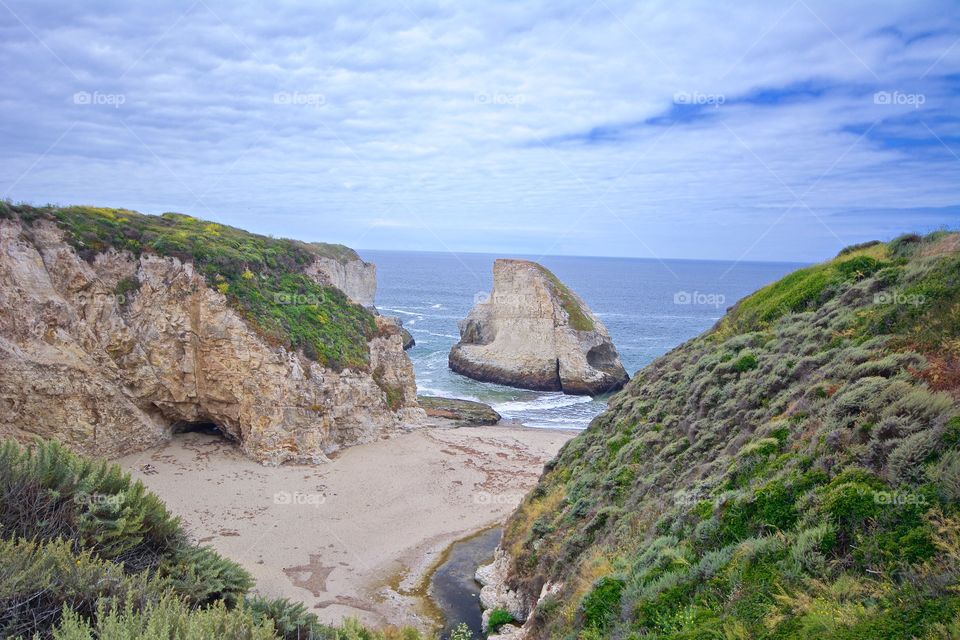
[429,527,502,639]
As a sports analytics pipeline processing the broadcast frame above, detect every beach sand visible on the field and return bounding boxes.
[117,423,574,630]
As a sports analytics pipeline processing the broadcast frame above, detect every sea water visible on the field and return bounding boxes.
[363,250,803,430]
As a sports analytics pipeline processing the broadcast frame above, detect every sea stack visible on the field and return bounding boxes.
[449,259,629,395]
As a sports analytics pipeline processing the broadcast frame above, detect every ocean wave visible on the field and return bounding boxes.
[410,329,459,339]
[378,306,421,317]
[494,393,594,413]
[521,420,587,430]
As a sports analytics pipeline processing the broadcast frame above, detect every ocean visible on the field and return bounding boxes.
[361,250,805,430]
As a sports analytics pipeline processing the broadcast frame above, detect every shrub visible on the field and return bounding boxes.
[51,594,277,640]
[0,438,183,570]
[246,596,334,640]
[0,438,251,608]
[161,545,253,607]
[487,607,514,632]
[0,537,176,639]
[930,450,960,503]
[733,353,759,373]
[580,576,625,631]
[449,623,473,640]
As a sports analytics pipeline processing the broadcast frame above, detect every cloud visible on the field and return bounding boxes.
[0,0,958,262]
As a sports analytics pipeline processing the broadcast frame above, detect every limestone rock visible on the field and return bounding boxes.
[449,259,628,395]
[0,219,424,464]
[476,548,529,624]
[304,249,376,308]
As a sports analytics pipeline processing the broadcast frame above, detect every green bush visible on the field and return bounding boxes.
[161,545,253,607]
[580,576,625,631]
[0,538,171,639]
[733,353,759,373]
[487,607,514,633]
[51,594,278,640]
[0,438,183,569]
[246,596,335,640]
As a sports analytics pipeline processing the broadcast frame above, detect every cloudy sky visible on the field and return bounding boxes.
[1,1,958,261]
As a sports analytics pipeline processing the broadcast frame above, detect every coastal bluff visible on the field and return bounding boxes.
[0,204,423,465]
[448,259,629,396]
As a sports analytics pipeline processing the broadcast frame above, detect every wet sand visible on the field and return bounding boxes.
[117,423,574,630]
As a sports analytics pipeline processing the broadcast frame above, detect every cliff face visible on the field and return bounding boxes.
[0,208,422,465]
[493,234,960,639]
[305,249,377,308]
[449,259,628,396]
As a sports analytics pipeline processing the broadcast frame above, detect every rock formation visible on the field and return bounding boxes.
[0,209,424,465]
[304,245,376,308]
[417,395,501,426]
[448,259,628,395]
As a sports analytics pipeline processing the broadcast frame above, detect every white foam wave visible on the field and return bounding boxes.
[521,421,587,430]
[494,393,593,413]
[379,306,420,317]
[410,329,458,339]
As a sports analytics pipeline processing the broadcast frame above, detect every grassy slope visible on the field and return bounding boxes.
[503,232,960,639]
[533,263,595,332]
[0,203,377,371]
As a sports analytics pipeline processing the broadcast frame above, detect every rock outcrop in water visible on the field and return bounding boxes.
[0,205,423,465]
[448,259,628,395]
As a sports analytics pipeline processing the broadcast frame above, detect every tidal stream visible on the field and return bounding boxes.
[429,527,502,639]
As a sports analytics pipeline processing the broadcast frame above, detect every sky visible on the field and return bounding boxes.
[1,1,958,262]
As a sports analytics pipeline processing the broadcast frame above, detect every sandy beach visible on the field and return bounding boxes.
[118,423,574,630]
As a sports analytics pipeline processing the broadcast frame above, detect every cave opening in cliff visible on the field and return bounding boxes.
[171,420,230,440]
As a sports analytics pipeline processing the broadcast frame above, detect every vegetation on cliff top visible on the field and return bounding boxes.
[532,262,595,332]
[1,202,377,371]
[0,438,451,639]
[504,231,960,639]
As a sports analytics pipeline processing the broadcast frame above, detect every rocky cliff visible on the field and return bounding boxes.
[493,233,960,639]
[449,259,628,396]
[304,245,377,308]
[0,204,423,465]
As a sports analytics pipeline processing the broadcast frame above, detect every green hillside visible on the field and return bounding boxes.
[0,203,377,371]
[503,231,960,639]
